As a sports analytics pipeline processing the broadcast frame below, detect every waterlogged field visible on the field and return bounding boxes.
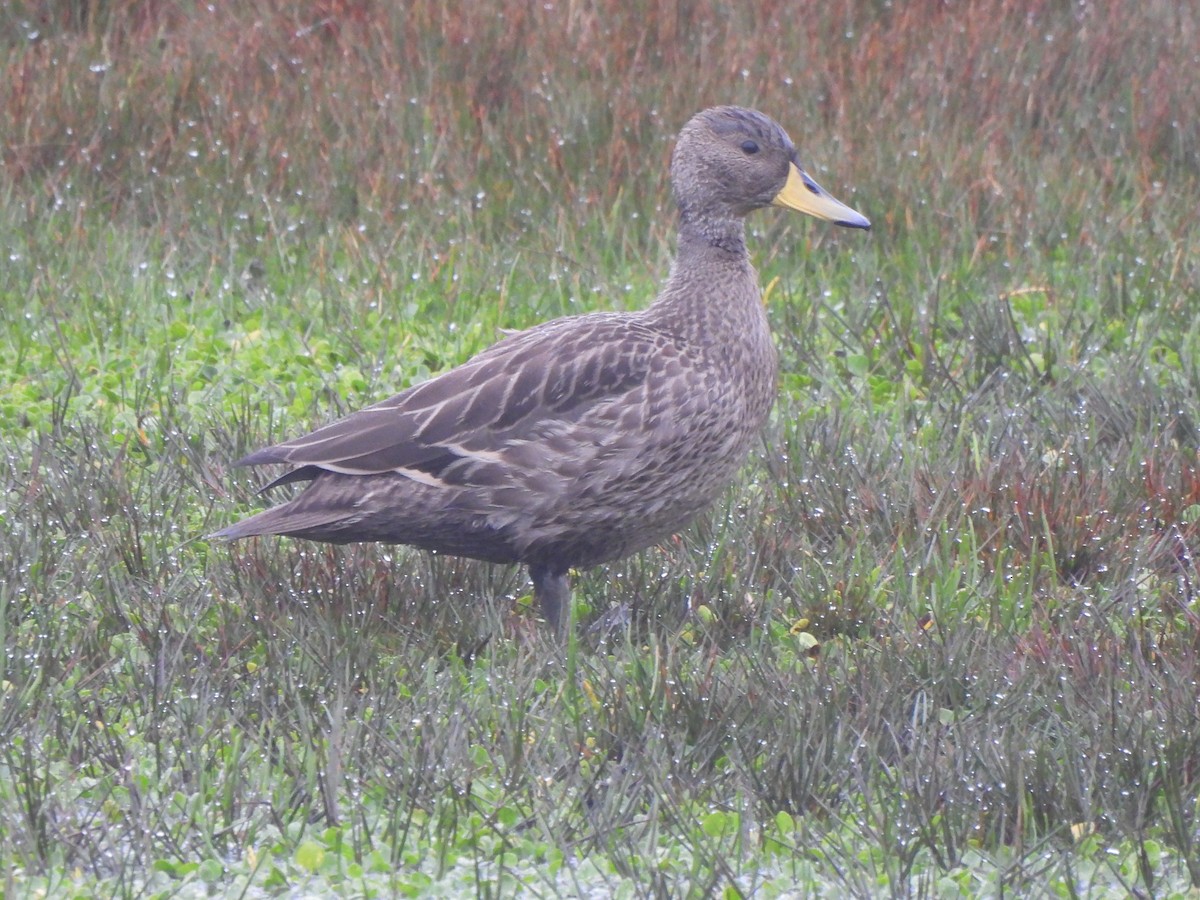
[2,1,1200,896]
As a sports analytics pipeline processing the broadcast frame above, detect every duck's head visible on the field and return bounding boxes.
[671,106,870,230]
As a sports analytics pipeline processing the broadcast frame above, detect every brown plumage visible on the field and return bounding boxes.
[214,106,869,632]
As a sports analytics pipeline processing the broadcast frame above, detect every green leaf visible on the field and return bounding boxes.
[775,810,796,834]
[197,858,225,883]
[701,811,729,837]
[846,353,869,377]
[294,840,326,873]
[497,805,520,828]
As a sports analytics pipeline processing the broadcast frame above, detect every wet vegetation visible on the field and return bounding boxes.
[2,0,1200,895]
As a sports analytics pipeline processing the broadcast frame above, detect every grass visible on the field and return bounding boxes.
[3,0,1200,896]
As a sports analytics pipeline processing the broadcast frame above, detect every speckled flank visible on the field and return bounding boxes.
[214,106,869,632]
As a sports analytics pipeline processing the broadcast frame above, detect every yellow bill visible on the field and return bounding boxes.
[772,162,870,229]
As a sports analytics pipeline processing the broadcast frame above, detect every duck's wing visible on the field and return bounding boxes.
[235,315,684,492]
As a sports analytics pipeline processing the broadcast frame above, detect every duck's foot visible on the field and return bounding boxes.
[529,564,570,635]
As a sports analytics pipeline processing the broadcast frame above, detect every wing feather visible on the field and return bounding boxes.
[234,315,688,489]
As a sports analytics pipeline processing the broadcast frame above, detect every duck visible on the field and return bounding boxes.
[213,106,869,633]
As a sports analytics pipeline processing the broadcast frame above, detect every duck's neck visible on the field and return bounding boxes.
[644,214,778,419]
[675,209,748,257]
[646,214,763,345]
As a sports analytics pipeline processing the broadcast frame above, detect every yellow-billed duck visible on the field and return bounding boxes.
[214,106,870,632]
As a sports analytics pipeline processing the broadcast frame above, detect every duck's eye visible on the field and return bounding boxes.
[741,140,759,155]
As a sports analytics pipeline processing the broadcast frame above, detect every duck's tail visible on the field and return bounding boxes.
[210,500,353,542]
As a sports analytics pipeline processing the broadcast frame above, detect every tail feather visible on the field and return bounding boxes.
[210,501,352,541]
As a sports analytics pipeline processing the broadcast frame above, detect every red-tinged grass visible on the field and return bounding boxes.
[2,0,1196,247]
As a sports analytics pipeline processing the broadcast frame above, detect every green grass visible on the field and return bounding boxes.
[4,0,1200,896]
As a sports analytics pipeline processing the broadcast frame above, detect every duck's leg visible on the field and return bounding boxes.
[529,564,570,634]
